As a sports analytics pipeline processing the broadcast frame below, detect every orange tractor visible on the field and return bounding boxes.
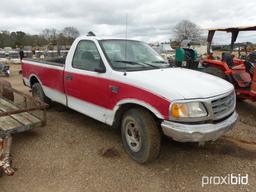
[202,26,256,101]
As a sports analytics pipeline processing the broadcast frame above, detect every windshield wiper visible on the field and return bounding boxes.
[151,61,167,64]
[142,62,161,68]
[113,60,160,69]
[114,60,140,65]
[150,61,171,68]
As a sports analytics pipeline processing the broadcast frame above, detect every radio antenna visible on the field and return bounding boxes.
[125,14,128,40]
[124,14,128,76]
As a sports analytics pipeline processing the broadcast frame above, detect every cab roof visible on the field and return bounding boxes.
[77,36,142,42]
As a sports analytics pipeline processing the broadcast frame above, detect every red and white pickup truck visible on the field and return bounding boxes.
[22,36,238,163]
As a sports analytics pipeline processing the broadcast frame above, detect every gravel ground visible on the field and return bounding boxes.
[0,64,255,192]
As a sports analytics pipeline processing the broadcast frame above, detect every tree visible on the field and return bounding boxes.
[0,31,12,48]
[173,20,202,42]
[0,27,80,48]
[41,28,58,45]
[15,31,26,47]
[62,27,80,39]
[56,33,66,45]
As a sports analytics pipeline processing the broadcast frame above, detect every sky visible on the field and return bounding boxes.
[0,0,256,43]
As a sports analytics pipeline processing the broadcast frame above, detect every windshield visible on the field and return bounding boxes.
[100,40,168,71]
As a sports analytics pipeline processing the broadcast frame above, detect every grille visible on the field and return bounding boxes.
[211,92,235,120]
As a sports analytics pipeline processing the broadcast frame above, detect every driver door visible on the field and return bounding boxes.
[64,40,111,123]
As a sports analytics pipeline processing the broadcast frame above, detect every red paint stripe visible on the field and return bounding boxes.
[23,62,170,119]
[64,71,171,119]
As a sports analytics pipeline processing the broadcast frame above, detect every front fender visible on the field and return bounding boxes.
[113,99,165,119]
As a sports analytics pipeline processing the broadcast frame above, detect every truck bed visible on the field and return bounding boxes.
[24,57,66,67]
[24,58,65,67]
[22,58,66,102]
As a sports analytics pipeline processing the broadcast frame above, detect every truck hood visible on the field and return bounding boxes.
[114,68,234,101]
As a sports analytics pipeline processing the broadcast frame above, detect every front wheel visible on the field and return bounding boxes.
[121,108,161,163]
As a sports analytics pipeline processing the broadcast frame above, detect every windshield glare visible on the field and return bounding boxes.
[100,40,167,71]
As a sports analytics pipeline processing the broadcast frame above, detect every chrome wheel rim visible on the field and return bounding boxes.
[124,118,142,152]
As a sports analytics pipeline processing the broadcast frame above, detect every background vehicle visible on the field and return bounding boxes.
[0,50,8,63]
[175,47,198,69]
[203,26,256,101]
[8,50,20,64]
[0,63,10,76]
[174,26,256,102]
[22,36,238,163]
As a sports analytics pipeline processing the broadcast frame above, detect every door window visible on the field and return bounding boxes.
[72,40,105,71]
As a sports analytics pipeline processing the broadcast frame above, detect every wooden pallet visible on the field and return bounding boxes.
[0,98,42,137]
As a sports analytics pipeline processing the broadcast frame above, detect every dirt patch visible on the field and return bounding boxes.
[99,147,120,158]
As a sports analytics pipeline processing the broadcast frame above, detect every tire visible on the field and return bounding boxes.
[32,83,51,104]
[203,67,226,79]
[121,108,161,163]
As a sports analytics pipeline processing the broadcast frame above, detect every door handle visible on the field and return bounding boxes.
[109,85,119,93]
[65,74,73,80]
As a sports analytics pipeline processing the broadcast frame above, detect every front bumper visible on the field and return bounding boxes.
[161,111,238,142]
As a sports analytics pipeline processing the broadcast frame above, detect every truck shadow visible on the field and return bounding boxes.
[160,136,256,161]
[236,100,256,114]
[236,101,256,128]
[47,102,69,112]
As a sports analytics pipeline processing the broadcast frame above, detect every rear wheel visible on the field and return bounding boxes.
[203,66,226,79]
[32,83,51,104]
[121,108,161,163]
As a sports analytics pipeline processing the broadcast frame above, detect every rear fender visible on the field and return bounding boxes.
[29,74,42,87]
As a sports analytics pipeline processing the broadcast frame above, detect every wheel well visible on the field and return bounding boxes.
[30,76,39,87]
[112,103,160,129]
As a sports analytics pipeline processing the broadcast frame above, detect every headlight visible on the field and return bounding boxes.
[170,102,207,119]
